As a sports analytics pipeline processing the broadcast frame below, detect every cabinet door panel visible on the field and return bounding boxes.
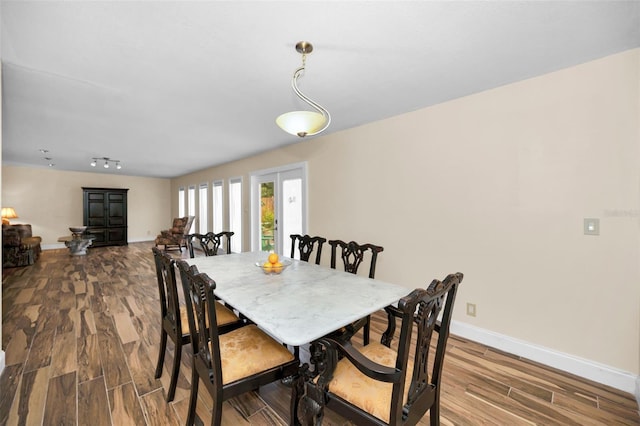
[87,229,107,245]
[108,228,127,244]
[87,201,106,226]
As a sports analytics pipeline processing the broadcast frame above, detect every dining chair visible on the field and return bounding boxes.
[290,234,327,265]
[293,272,463,426]
[328,239,384,345]
[187,231,234,258]
[151,247,243,402]
[175,259,299,426]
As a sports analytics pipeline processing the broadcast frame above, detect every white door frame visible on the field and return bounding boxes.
[250,162,308,253]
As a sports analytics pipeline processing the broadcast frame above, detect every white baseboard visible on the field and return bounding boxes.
[450,320,638,397]
[0,350,5,377]
[42,238,154,250]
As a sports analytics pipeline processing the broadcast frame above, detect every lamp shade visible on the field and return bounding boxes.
[276,111,327,137]
[1,207,18,219]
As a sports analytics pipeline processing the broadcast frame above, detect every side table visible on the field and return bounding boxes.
[58,234,96,256]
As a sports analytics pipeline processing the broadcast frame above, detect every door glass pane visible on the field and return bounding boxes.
[260,181,275,252]
[282,178,302,257]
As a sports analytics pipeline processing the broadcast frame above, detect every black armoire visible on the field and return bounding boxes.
[82,187,129,247]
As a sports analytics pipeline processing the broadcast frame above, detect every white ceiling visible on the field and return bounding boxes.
[2,1,639,178]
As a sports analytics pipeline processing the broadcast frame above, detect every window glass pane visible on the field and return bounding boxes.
[213,181,223,233]
[187,185,195,233]
[199,183,208,233]
[178,187,185,218]
[229,178,242,252]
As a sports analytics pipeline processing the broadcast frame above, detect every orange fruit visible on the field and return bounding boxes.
[268,253,279,264]
[272,262,283,273]
[262,261,273,271]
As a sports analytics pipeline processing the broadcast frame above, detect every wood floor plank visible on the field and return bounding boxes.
[14,287,36,304]
[99,333,133,389]
[2,242,639,426]
[108,381,148,425]
[50,331,77,377]
[77,334,103,383]
[228,391,269,418]
[8,366,50,426]
[78,376,112,426]
[24,328,55,372]
[122,339,163,397]
[75,308,97,338]
[140,388,181,426]
[4,328,31,366]
[0,363,23,425]
[113,311,140,344]
[43,371,77,425]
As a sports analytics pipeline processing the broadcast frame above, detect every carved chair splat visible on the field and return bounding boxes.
[290,234,327,265]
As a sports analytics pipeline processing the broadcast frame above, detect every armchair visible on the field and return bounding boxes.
[293,272,464,426]
[154,216,195,251]
[2,224,42,268]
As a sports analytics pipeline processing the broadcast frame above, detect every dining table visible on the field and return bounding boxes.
[184,251,409,347]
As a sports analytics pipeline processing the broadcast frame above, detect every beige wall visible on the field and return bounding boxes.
[1,166,171,246]
[172,49,640,375]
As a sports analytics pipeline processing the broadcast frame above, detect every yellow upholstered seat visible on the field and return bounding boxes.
[179,301,239,331]
[327,342,413,423]
[214,324,295,385]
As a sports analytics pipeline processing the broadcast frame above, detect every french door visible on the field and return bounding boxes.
[251,163,307,256]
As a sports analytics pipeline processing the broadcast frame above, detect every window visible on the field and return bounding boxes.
[229,178,242,253]
[178,187,185,218]
[199,183,208,233]
[188,185,196,233]
[213,180,223,233]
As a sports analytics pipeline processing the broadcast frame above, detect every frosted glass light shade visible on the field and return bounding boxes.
[276,111,327,137]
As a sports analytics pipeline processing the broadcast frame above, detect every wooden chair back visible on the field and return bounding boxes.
[290,234,327,265]
[328,239,384,279]
[151,247,189,401]
[187,231,234,258]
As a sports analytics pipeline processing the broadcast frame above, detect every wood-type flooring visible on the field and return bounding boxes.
[1,242,638,425]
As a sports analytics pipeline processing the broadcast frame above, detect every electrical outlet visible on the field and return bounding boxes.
[584,218,599,236]
[466,303,476,317]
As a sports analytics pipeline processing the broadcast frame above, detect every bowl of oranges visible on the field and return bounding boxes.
[257,253,291,275]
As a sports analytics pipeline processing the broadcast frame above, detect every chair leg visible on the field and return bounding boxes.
[430,397,440,426]
[155,329,167,378]
[187,363,199,426]
[363,315,371,346]
[167,339,182,402]
[212,398,223,426]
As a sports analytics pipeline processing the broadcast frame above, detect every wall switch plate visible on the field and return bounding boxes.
[466,303,476,317]
[584,218,600,236]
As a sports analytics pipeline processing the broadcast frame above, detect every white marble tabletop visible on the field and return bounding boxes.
[185,251,409,346]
